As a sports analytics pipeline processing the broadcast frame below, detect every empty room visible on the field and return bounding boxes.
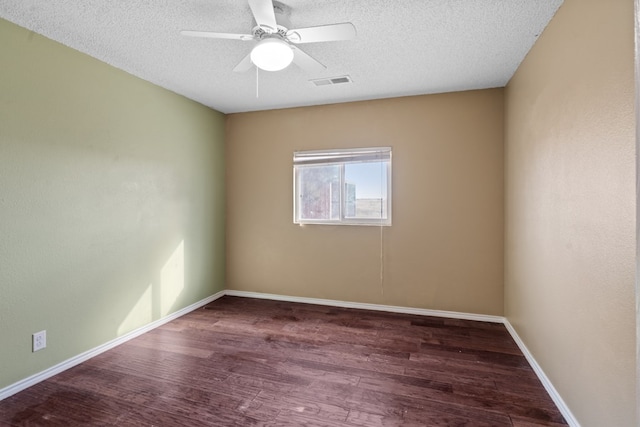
[0,0,636,426]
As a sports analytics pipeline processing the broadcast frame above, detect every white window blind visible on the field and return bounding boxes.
[293,148,392,166]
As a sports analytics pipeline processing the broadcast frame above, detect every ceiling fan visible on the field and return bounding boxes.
[180,0,356,73]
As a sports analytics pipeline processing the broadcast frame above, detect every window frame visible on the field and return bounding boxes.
[293,147,392,226]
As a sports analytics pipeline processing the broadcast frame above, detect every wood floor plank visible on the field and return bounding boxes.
[0,296,567,426]
[509,415,572,427]
[254,391,350,423]
[280,377,514,425]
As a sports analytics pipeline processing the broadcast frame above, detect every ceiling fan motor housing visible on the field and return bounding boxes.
[252,1,291,39]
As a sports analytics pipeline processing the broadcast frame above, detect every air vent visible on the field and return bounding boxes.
[310,75,353,87]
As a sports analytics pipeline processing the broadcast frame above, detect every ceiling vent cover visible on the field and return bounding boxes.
[310,75,353,87]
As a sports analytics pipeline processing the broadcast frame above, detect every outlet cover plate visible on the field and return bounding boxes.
[33,330,46,352]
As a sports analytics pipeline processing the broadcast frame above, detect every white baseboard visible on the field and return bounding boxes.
[223,290,505,323]
[503,320,580,427]
[0,290,225,402]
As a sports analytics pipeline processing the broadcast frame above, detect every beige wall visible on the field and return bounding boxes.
[504,0,636,425]
[0,19,226,389]
[226,90,504,315]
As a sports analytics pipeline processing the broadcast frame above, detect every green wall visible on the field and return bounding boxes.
[0,18,226,389]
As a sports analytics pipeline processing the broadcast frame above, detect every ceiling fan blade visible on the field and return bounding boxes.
[291,46,326,74]
[180,30,255,41]
[248,0,278,33]
[286,22,356,44]
[233,53,254,73]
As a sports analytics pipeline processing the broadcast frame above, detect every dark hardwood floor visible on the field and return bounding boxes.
[0,296,567,426]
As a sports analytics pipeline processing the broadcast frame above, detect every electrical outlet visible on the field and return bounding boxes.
[33,330,46,352]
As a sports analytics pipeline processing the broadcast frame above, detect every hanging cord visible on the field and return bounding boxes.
[380,218,384,295]
[379,153,385,296]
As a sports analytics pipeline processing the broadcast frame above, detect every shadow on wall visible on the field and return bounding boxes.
[117,240,185,335]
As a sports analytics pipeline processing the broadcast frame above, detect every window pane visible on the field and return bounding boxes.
[293,147,391,226]
[344,161,388,219]
[298,165,341,221]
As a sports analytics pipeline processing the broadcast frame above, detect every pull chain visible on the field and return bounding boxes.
[256,66,259,98]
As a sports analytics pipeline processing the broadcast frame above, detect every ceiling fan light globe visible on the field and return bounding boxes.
[250,38,293,71]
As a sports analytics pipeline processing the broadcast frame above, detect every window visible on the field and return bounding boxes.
[293,147,392,225]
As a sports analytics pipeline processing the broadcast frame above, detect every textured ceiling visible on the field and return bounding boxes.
[0,0,563,113]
